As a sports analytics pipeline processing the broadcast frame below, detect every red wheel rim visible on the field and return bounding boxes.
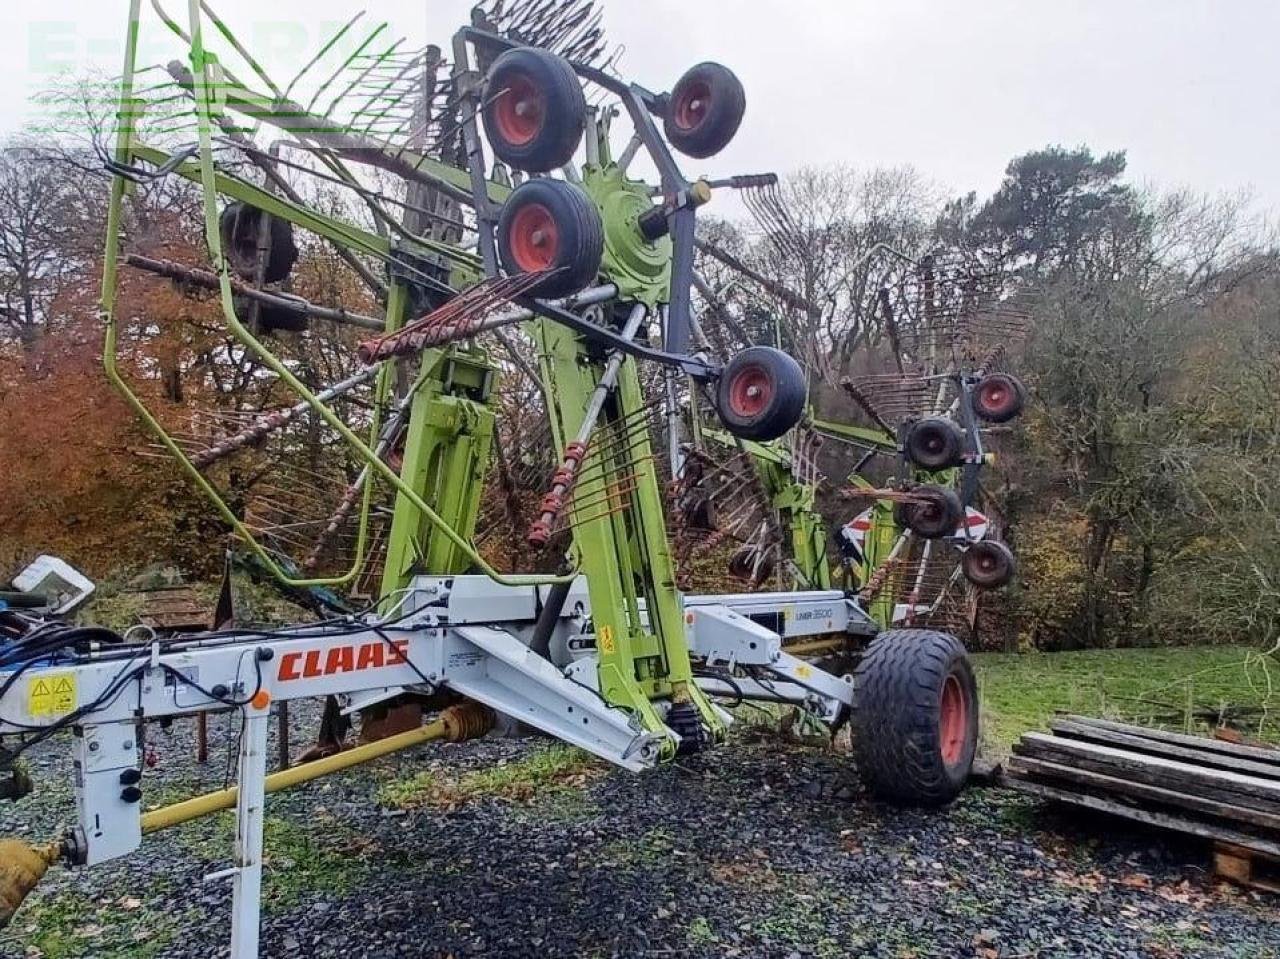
[977,378,1014,415]
[939,674,969,767]
[726,365,773,419]
[493,74,544,146]
[673,80,712,131]
[508,203,559,272]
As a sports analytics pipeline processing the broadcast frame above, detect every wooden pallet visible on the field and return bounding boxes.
[1214,842,1280,893]
[127,585,212,634]
[1005,715,1280,890]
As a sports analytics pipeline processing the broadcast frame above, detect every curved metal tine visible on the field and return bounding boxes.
[414,88,506,160]
[351,49,427,139]
[510,0,557,36]
[298,17,389,114]
[198,0,283,98]
[559,8,605,64]
[756,188,808,261]
[324,38,406,121]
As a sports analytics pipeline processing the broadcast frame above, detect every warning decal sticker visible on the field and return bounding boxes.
[28,673,77,718]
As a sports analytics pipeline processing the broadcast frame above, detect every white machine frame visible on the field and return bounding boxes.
[0,578,875,957]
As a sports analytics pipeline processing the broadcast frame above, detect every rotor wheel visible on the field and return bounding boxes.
[896,485,963,540]
[962,539,1017,589]
[715,347,806,442]
[483,47,586,172]
[496,179,604,299]
[972,373,1026,424]
[663,62,746,159]
[218,202,298,284]
[904,416,965,470]
[852,629,979,806]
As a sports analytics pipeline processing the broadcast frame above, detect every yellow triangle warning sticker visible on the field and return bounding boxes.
[28,673,76,718]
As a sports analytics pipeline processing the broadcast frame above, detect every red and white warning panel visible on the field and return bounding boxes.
[845,506,989,548]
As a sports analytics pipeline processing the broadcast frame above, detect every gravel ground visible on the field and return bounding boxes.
[1,702,1277,959]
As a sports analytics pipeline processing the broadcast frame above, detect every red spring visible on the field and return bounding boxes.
[526,440,592,547]
[527,519,553,548]
[537,491,566,516]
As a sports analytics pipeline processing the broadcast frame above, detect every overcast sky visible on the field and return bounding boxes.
[4,0,1278,216]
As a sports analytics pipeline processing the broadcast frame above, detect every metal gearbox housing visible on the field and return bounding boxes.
[581,164,673,307]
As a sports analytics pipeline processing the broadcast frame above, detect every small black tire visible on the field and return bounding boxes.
[904,416,965,470]
[482,47,586,172]
[896,485,963,539]
[972,373,1026,424]
[715,347,806,442]
[852,629,979,806]
[663,62,746,159]
[962,539,1017,589]
[496,179,604,299]
[218,202,298,284]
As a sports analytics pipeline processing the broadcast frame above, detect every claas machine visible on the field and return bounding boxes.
[0,2,1024,955]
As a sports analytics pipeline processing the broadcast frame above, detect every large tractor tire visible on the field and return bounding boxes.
[852,629,979,806]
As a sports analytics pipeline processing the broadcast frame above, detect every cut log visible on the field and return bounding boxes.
[1014,734,1280,811]
[1061,715,1280,766]
[1006,755,1280,833]
[1050,719,1280,781]
[1005,778,1280,859]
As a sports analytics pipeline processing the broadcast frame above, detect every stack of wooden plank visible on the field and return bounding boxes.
[1005,715,1280,891]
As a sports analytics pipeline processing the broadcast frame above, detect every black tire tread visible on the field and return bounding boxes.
[483,48,586,172]
[663,62,746,160]
[715,346,806,442]
[853,629,978,807]
[496,179,603,299]
[904,416,965,470]
[972,373,1027,424]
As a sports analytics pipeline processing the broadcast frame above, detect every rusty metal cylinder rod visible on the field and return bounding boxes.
[358,282,619,364]
[528,304,648,546]
[191,368,380,469]
[125,254,385,331]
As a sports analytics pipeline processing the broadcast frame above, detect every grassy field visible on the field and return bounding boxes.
[973,644,1280,755]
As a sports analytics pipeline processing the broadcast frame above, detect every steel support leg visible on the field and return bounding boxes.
[229,708,269,959]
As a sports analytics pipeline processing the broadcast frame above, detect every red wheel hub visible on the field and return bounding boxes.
[493,74,545,146]
[727,365,774,419]
[939,673,969,767]
[673,80,712,131]
[508,203,559,272]
[977,380,1013,414]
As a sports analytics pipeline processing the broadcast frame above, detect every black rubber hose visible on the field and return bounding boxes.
[529,581,572,661]
[0,591,49,610]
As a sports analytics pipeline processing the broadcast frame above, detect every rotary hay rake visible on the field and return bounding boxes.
[0,2,1022,954]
